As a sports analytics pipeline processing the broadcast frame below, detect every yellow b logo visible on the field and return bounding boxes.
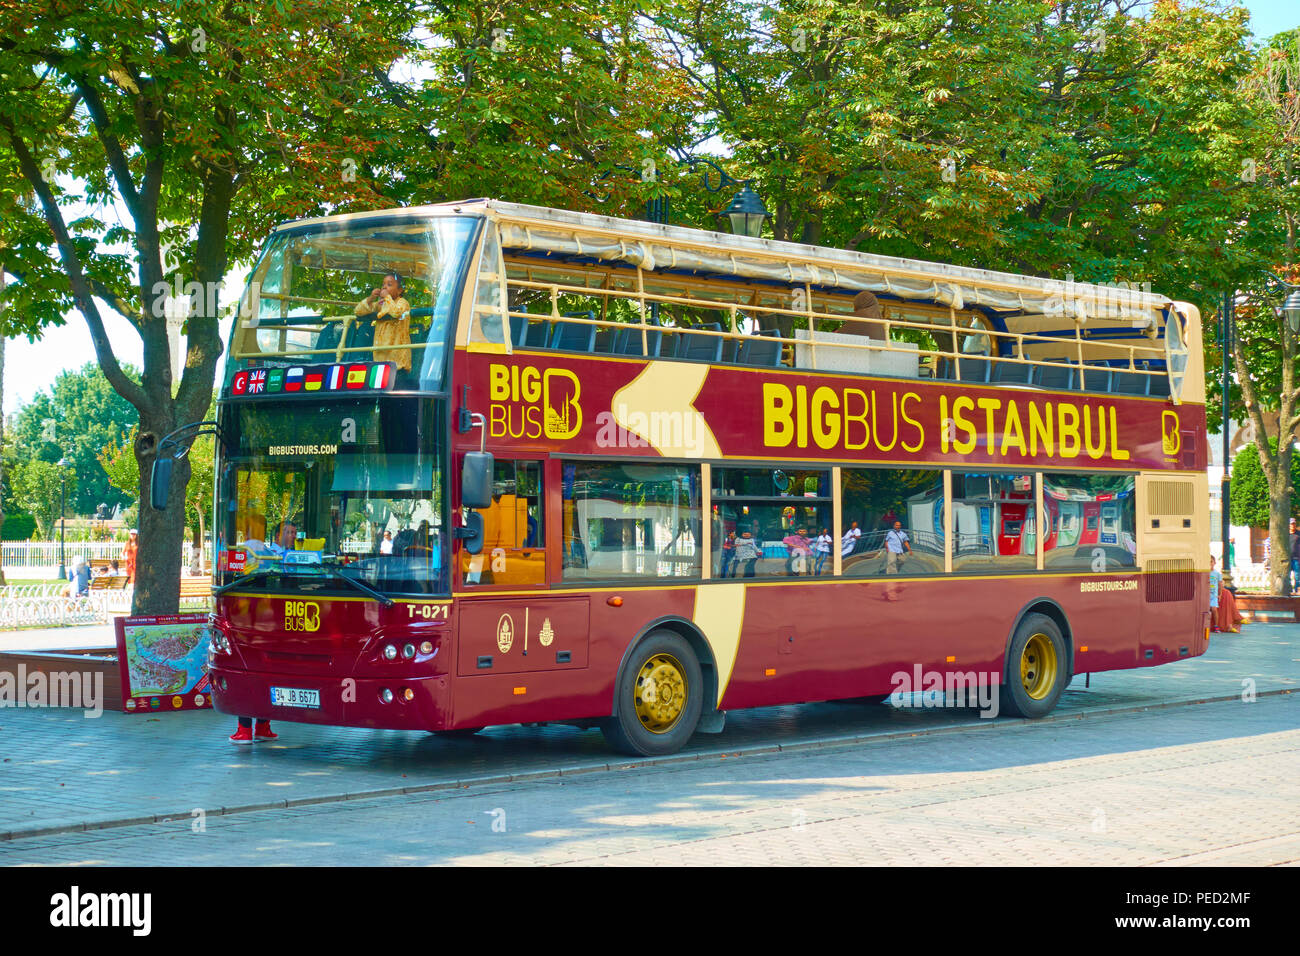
[1161,411,1181,457]
[284,600,320,632]
[543,369,582,439]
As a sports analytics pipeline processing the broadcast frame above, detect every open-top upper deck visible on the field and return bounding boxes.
[225,198,1202,407]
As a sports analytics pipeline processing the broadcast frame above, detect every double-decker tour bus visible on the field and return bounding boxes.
[162,199,1209,756]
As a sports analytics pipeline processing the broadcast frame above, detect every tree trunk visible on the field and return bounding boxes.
[0,296,6,587]
[132,410,191,614]
[189,513,202,575]
[1268,470,1293,596]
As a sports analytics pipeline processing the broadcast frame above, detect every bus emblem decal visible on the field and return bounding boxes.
[543,368,582,439]
[496,614,515,653]
[1161,410,1180,457]
[284,600,320,633]
[538,618,554,647]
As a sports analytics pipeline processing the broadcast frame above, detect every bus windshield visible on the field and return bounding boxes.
[215,396,446,596]
[227,215,479,392]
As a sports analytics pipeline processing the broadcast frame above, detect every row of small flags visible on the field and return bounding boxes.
[229,362,395,396]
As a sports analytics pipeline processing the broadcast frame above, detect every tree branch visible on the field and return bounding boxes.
[1,123,148,412]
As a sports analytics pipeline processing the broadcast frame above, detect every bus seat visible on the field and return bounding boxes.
[956,356,990,383]
[737,329,783,367]
[315,321,343,357]
[345,319,375,352]
[612,327,662,357]
[1033,360,1073,390]
[1080,365,1111,392]
[990,360,1031,384]
[550,321,597,352]
[1112,369,1149,395]
[674,323,723,362]
[511,315,551,349]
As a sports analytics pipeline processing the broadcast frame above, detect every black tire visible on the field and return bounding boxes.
[601,630,703,756]
[430,726,484,738]
[999,613,1069,719]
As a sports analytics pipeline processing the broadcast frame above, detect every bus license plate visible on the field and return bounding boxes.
[270,687,320,709]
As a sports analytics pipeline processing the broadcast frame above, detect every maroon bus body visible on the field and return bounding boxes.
[209,348,1209,731]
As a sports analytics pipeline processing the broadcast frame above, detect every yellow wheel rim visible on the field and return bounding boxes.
[1020,633,1058,700]
[633,653,688,734]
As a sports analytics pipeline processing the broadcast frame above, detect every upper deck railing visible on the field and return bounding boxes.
[231,200,1195,403]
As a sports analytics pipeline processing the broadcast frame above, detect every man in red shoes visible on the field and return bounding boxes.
[229,717,278,744]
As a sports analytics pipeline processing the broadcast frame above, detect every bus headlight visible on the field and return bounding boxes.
[402,643,415,659]
[419,641,433,655]
[383,644,397,661]
[379,688,394,704]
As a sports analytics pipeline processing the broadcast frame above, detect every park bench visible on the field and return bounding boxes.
[179,576,213,608]
[90,574,129,591]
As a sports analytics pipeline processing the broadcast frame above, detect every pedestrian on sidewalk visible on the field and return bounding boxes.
[1289,518,1299,594]
[230,717,278,744]
[122,529,139,586]
[68,555,91,598]
[1209,555,1221,632]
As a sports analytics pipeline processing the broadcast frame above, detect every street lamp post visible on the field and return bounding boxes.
[590,158,770,326]
[590,158,770,234]
[56,456,71,580]
[1221,290,1235,590]
[1222,271,1300,592]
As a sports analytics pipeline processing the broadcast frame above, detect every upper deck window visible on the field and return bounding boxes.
[227,216,478,393]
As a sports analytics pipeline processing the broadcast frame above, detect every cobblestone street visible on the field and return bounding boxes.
[0,627,1295,865]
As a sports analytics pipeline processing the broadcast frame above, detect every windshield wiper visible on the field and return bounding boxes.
[214,564,394,606]
[215,569,276,595]
[319,568,394,606]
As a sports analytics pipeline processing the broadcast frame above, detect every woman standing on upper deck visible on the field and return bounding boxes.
[355,272,413,372]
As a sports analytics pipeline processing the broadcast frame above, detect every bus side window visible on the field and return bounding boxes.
[463,459,545,586]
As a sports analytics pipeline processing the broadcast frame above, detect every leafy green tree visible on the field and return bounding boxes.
[370,1,697,213]
[655,1,1254,277]
[11,459,76,539]
[1208,30,1300,594]
[10,362,139,515]
[1229,439,1300,531]
[0,2,418,612]
[99,425,139,505]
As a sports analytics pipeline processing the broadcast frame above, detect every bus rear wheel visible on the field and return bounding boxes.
[999,613,1068,719]
[601,630,703,757]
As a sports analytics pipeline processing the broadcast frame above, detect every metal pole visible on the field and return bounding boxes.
[1221,290,1234,590]
[58,474,67,581]
[646,197,666,324]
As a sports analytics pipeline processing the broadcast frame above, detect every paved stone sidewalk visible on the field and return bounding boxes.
[0,624,1295,839]
[0,623,116,652]
[1,695,1294,865]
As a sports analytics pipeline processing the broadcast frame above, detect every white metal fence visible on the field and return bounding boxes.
[0,574,212,629]
[0,582,132,628]
[1,541,130,575]
[1231,563,1272,590]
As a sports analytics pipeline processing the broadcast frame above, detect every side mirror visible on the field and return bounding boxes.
[149,457,174,511]
[461,451,494,510]
[456,511,485,555]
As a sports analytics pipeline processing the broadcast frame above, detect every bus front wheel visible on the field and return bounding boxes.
[601,630,703,757]
[999,613,1068,719]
